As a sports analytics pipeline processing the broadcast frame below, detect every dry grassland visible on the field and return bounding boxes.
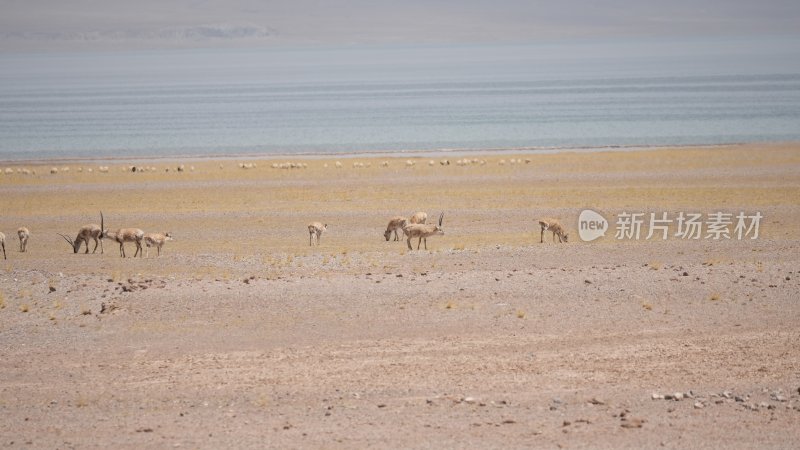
[1,144,798,271]
[0,143,799,448]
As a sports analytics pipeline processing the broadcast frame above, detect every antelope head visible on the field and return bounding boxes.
[432,212,444,235]
[58,233,80,253]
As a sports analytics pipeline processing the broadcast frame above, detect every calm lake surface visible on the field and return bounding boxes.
[1,37,799,160]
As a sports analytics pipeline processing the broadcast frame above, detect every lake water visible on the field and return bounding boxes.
[1,37,799,160]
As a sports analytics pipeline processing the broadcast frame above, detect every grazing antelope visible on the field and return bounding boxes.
[100,212,145,257]
[17,227,29,252]
[308,222,327,246]
[383,216,408,241]
[144,232,173,257]
[538,218,569,243]
[0,232,5,259]
[59,221,104,254]
[409,211,427,225]
[403,212,444,250]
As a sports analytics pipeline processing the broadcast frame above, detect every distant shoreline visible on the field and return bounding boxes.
[0,141,774,165]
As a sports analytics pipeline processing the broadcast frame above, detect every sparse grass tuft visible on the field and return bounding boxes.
[20,304,29,312]
[445,300,456,310]
[516,310,526,319]
[0,291,5,309]
[452,243,466,251]
[641,302,653,311]
[254,393,270,408]
[648,261,662,270]
[709,293,721,301]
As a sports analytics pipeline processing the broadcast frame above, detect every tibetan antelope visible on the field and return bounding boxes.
[100,212,145,257]
[17,227,30,252]
[538,218,569,243]
[384,216,408,241]
[144,232,173,257]
[308,222,327,246]
[403,212,444,250]
[0,232,5,259]
[59,219,104,254]
[409,211,427,225]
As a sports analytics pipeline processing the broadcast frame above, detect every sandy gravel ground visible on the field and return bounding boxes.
[1,144,799,448]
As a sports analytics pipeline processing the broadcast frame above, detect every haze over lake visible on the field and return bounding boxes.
[1,37,799,160]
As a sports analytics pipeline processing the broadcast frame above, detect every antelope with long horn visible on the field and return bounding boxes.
[0,232,6,259]
[59,219,104,254]
[403,212,444,250]
[100,212,145,257]
[17,227,30,252]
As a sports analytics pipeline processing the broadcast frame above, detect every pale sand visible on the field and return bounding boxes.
[0,143,799,448]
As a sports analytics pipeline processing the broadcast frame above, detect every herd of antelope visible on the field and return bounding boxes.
[0,211,567,260]
[0,210,174,259]
[380,211,446,250]
[56,212,172,259]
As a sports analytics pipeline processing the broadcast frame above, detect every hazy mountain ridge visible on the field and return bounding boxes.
[1,1,798,52]
[0,23,275,46]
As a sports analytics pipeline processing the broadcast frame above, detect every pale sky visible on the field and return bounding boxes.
[1,0,799,51]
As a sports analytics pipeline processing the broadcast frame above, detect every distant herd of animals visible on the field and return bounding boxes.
[376,212,567,250]
[0,213,172,260]
[0,157,534,176]
[0,212,569,260]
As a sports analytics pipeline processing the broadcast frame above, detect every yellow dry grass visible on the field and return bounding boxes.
[1,143,798,278]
